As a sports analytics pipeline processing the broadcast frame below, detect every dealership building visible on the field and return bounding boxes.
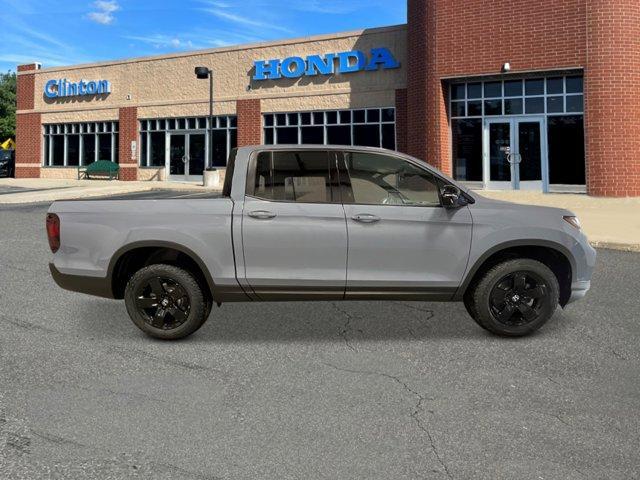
[15,0,640,196]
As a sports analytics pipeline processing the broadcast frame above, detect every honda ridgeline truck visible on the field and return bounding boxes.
[47,145,596,339]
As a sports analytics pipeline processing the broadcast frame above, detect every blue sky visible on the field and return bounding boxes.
[0,0,406,73]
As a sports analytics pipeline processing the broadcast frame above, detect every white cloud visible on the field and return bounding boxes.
[203,8,293,34]
[87,0,120,25]
[125,34,198,50]
[292,1,360,14]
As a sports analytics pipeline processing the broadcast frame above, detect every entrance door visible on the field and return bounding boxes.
[515,118,544,190]
[483,117,545,190]
[169,134,186,180]
[168,131,207,182]
[485,120,513,190]
[187,133,206,182]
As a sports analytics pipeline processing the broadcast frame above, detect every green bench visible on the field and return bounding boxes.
[78,160,119,180]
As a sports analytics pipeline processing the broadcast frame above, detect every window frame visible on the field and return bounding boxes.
[263,108,396,150]
[244,147,450,208]
[42,121,119,167]
[138,115,238,168]
[336,150,444,208]
[245,149,342,205]
[450,75,584,120]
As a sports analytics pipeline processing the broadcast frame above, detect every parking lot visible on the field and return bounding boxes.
[1,201,639,479]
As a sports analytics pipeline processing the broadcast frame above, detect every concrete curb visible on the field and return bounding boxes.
[589,241,640,253]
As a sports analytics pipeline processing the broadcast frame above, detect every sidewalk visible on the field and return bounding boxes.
[479,191,640,252]
[0,178,207,204]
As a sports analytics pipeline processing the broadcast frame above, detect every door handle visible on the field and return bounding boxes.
[352,214,381,223]
[248,210,277,220]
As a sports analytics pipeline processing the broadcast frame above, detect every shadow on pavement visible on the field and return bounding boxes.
[75,297,571,343]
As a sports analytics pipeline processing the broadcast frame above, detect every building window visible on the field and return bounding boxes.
[139,116,237,168]
[547,116,585,185]
[451,119,483,182]
[263,108,396,150]
[449,75,585,186]
[450,75,584,119]
[43,122,119,166]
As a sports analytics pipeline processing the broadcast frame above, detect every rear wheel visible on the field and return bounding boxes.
[124,264,209,340]
[470,259,559,337]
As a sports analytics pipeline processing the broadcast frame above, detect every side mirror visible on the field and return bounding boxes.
[441,185,461,208]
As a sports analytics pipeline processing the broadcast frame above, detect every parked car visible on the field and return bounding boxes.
[47,145,596,340]
[0,149,15,177]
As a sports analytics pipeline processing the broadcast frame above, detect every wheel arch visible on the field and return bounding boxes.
[108,241,216,301]
[455,240,575,307]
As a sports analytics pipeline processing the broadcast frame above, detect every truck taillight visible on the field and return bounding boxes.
[46,213,60,253]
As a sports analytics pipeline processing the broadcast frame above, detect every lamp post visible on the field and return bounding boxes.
[194,66,213,171]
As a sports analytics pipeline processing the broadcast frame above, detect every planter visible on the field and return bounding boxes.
[203,167,226,188]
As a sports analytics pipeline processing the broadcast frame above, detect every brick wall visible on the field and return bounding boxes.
[15,65,40,178]
[236,99,262,146]
[407,0,589,180]
[585,0,640,197]
[118,107,138,181]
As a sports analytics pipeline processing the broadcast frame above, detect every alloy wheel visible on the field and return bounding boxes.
[135,276,191,330]
[488,271,548,326]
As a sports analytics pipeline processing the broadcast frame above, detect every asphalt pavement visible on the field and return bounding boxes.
[0,202,639,479]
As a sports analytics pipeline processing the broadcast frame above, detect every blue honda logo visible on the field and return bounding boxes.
[253,47,400,81]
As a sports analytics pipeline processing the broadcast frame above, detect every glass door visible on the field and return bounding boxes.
[515,118,545,191]
[167,131,207,182]
[186,133,206,182]
[168,134,186,181]
[484,120,514,190]
[483,118,546,190]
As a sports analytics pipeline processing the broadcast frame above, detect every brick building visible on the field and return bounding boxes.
[14,0,640,196]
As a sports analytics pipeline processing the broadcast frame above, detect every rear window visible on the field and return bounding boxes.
[221,148,237,197]
[251,150,338,203]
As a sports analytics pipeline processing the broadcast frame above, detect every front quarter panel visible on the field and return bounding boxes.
[461,200,596,296]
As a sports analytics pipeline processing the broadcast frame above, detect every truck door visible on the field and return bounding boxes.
[338,150,473,299]
[240,150,347,300]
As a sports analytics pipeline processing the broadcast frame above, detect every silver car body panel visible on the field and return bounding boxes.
[342,203,472,298]
[49,144,595,305]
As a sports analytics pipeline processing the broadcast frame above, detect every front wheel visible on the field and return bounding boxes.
[124,264,209,340]
[470,259,559,337]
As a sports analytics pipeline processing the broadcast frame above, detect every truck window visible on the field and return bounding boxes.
[340,152,441,206]
[251,151,338,203]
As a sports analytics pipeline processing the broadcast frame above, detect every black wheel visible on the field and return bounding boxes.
[470,259,559,337]
[124,264,209,340]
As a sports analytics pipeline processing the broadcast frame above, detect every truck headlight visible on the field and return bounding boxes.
[563,215,581,230]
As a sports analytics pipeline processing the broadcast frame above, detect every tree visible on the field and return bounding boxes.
[0,71,17,141]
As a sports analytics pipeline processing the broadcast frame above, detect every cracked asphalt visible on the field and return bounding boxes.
[1,202,639,479]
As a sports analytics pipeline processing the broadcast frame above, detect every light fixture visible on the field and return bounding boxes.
[195,66,214,171]
[502,62,511,73]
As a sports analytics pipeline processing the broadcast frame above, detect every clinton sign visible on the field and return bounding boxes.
[253,47,400,81]
[44,79,111,99]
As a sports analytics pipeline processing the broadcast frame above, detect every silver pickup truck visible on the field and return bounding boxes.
[47,145,595,340]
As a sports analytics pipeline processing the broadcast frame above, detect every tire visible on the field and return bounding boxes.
[463,292,489,332]
[470,258,559,337]
[124,264,209,340]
